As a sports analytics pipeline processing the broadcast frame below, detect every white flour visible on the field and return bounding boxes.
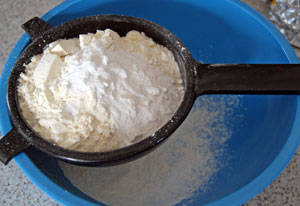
[59,95,243,206]
[18,29,183,152]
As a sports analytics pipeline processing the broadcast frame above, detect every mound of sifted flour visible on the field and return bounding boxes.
[18,29,183,152]
[59,95,244,206]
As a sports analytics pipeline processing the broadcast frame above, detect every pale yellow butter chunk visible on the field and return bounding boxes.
[32,53,62,88]
[50,39,80,56]
[79,33,93,47]
[39,118,68,134]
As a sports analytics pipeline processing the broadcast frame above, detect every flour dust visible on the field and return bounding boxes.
[59,95,244,206]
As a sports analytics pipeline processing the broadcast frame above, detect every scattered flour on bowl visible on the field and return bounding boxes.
[59,95,244,206]
[18,29,183,152]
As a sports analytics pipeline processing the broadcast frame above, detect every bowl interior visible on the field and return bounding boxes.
[0,0,299,205]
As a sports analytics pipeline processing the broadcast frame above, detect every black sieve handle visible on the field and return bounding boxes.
[0,128,31,165]
[195,64,300,96]
[21,17,52,40]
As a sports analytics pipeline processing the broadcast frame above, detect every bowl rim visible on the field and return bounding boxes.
[0,0,299,205]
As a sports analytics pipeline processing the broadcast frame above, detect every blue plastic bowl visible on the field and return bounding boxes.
[1,0,300,205]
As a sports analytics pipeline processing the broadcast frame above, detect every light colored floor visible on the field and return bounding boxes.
[0,0,300,205]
